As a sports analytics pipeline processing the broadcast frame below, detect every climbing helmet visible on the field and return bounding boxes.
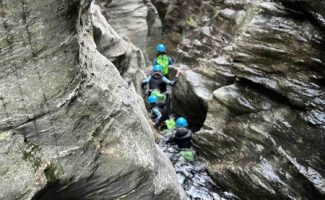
[176,117,188,128]
[152,64,163,72]
[147,95,158,104]
[156,43,166,53]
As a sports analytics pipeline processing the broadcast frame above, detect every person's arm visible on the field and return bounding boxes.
[142,76,151,85]
[152,107,162,124]
[168,56,174,65]
[163,76,178,86]
[153,58,157,65]
[162,77,173,85]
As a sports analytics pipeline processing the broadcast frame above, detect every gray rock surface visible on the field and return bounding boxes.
[90,3,147,94]
[0,0,185,199]
[154,0,325,199]
[96,0,162,55]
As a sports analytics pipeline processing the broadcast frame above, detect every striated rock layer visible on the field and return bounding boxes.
[0,0,185,199]
[154,0,325,199]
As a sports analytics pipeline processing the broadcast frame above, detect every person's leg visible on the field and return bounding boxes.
[160,82,167,93]
[165,93,171,115]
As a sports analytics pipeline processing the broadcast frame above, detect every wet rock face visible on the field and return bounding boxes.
[156,0,325,199]
[0,1,185,199]
[196,82,325,200]
[160,132,239,200]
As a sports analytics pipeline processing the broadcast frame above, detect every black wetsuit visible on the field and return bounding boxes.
[168,127,193,149]
[149,72,167,93]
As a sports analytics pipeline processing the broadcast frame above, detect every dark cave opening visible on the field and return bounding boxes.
[171,93,207,133]
[168,68,208,132]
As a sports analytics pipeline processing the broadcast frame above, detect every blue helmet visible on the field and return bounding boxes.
[147,95,158,104]
[152,64,162,72]
[156,43,166,53]
[176,117,188,128]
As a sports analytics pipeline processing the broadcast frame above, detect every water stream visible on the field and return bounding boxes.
[159,131,239,200]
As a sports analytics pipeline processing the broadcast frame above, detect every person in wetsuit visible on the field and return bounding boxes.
[141,64,176,93]
[147,95,170,128]
[167,117,193,149]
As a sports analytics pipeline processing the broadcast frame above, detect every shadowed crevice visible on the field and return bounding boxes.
[32,170,154,200]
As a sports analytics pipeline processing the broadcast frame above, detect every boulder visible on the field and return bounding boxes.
[96,0,162,56]
[159,0,325,199]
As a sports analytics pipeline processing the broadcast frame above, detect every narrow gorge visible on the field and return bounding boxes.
[0,0,324,200]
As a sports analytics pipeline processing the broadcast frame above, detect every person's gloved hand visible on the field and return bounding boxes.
[170,77,178,86]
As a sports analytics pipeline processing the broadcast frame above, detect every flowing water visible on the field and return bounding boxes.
[160,132,240,200]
